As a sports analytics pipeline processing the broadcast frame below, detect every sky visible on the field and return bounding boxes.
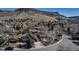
[0,8,79,17]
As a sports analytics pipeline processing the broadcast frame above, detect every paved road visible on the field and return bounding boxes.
[1,34,79,51]
[24,34,79,51]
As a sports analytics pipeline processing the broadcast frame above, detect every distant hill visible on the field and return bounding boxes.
[69,16,79,20]
[0,8,68,21]
[15,8,66,18]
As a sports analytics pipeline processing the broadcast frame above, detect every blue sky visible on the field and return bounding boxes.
[36,8,79,17]
[0,8,79,17]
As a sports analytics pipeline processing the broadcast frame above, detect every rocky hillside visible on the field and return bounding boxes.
[0,8,79,50]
